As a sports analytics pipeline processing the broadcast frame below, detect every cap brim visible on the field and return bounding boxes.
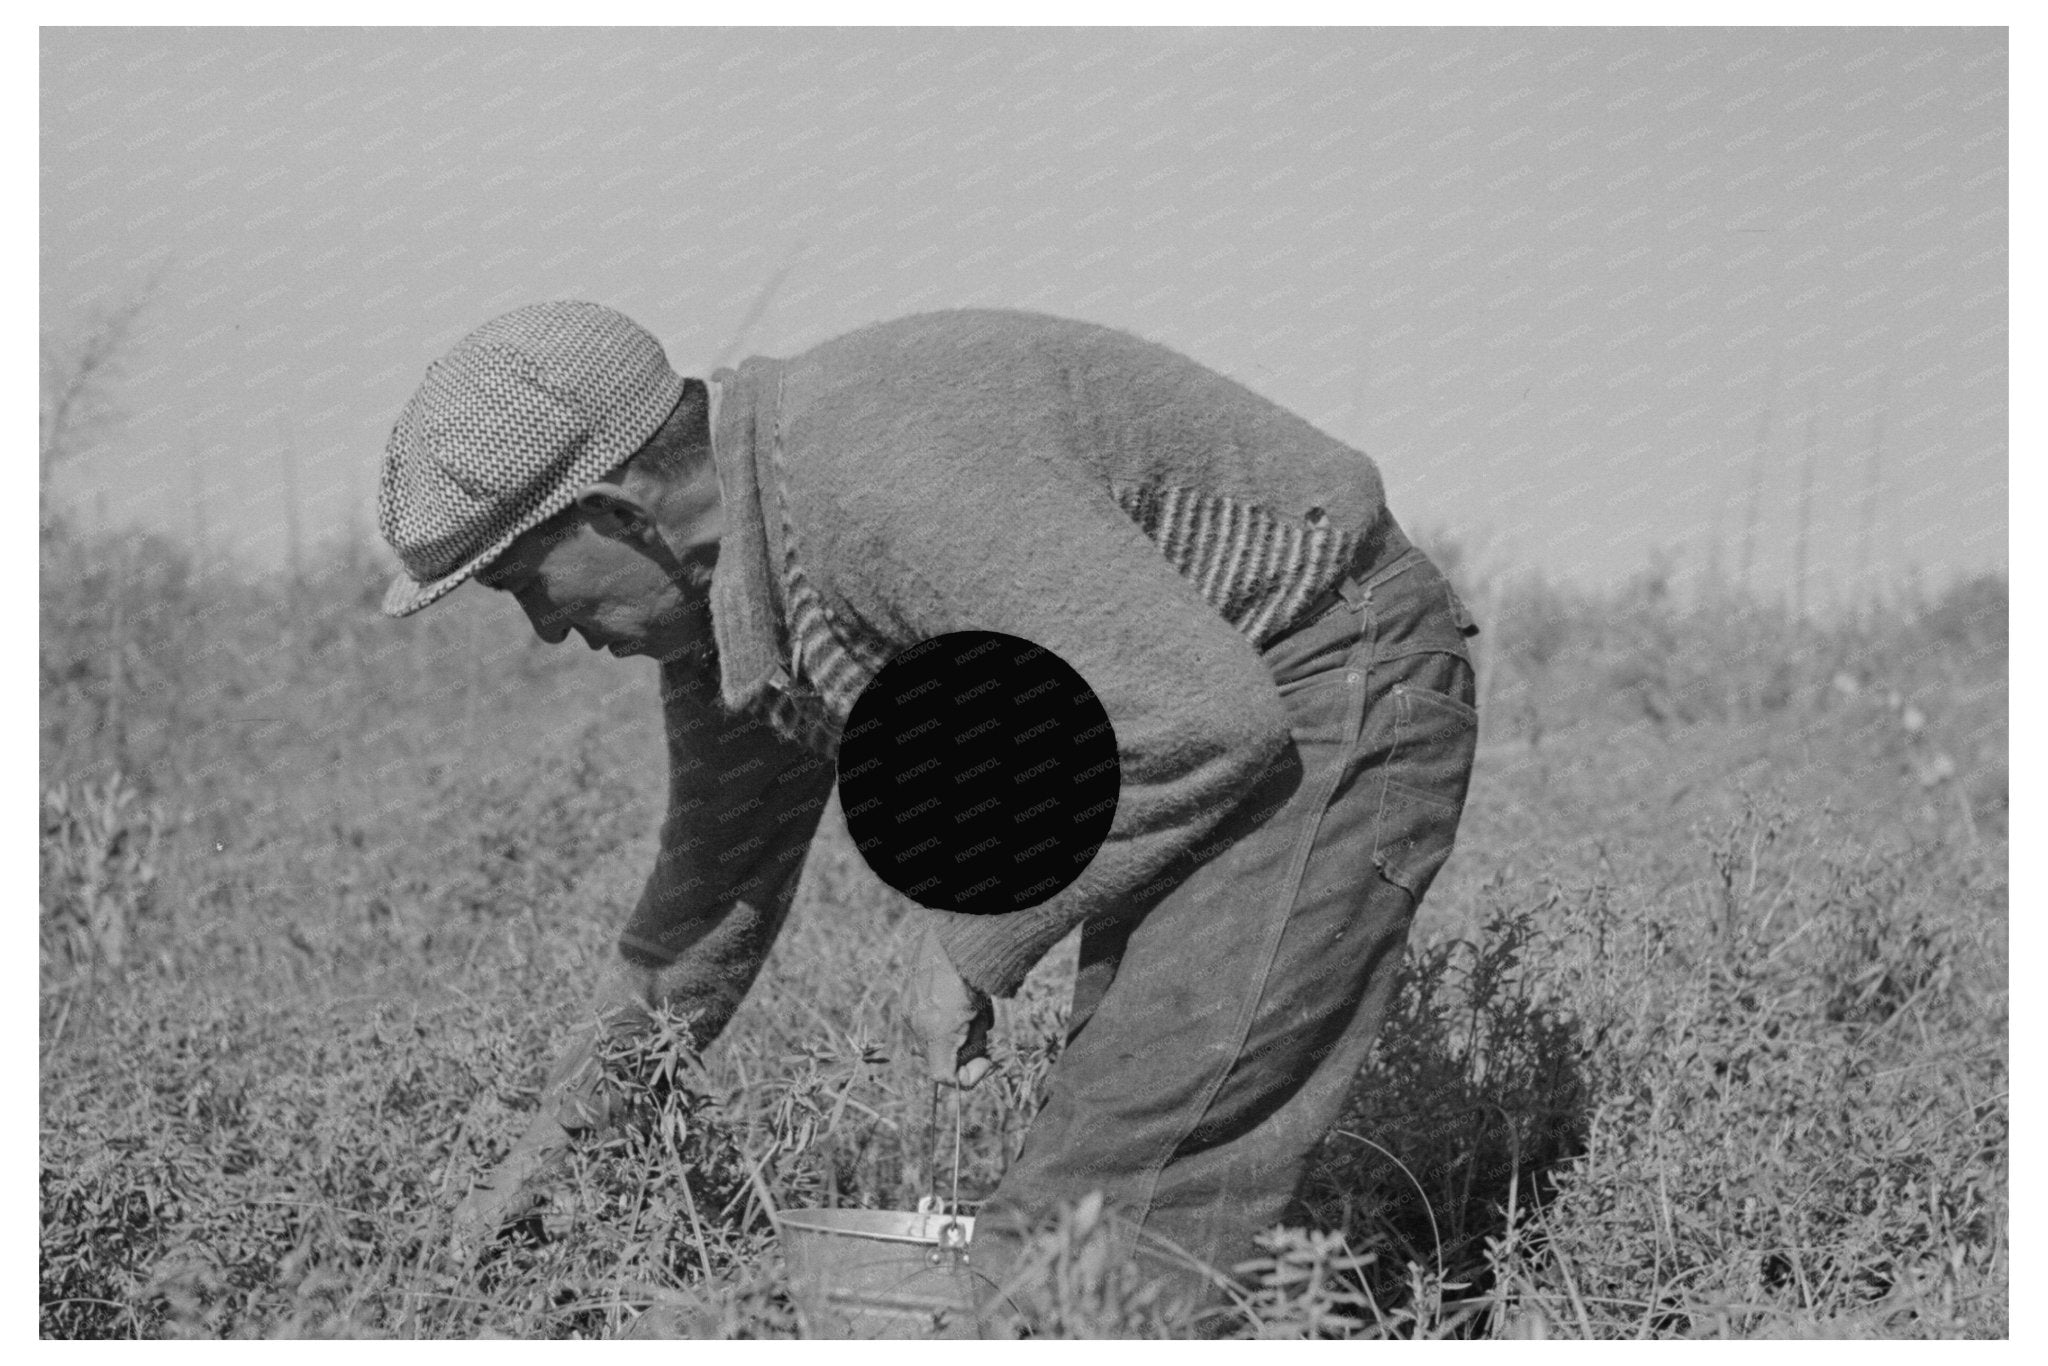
[381,564,472,617]
[380,515,535,618]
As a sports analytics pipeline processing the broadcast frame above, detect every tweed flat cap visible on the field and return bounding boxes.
[377,300,686,617]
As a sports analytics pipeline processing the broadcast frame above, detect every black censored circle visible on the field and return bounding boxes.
[836,631,1119,915]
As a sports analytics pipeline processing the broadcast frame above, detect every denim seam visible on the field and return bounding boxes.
[1121,580,1382,1262]
[1352,550,1435,879]
[1369,685,1407,874]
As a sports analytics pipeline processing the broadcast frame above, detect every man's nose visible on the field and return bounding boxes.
[518,594,572,645]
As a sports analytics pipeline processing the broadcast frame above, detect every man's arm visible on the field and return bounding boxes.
[451,659,835,1252]
[606,654,838,1042]
[812,421,1294,1001]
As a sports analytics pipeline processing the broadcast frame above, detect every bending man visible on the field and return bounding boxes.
[377,302,1480,1315]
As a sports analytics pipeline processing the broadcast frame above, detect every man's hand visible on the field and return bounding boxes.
[907,923,993,1089]
[449,1107,575,1264]
[449,971,657,1265]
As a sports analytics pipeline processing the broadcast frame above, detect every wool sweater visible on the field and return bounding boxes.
[628,309,1399,1001]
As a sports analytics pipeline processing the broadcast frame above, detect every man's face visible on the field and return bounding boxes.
[474,508,711,662]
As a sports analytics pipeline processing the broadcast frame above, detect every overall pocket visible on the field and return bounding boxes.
[1361,649,1478,901]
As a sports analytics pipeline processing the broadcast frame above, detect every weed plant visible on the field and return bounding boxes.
[39,524,2006,1337]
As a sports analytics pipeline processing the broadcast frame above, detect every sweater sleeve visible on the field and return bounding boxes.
[614,656,838,1037]
[825,429,1294,1000]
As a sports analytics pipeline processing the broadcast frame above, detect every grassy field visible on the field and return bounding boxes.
[38,523,2007,1338]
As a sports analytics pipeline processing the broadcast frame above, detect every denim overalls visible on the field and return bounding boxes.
[969,511,1482,1322]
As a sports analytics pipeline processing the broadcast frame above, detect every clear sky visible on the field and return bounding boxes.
[40,25,2007,605]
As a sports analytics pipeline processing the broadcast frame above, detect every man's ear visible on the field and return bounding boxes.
[574,482,658,543]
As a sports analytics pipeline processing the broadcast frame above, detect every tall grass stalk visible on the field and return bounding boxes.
[1794,407,1820,621]
[1703,436,1728,597]
[280,434,305,623]
[1737,365,1777,593]
[104,544,129,773]
[1857,397,1888,615]
[186,446,209,580]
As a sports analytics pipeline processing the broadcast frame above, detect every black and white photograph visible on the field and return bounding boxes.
[36,22,2009,1340]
